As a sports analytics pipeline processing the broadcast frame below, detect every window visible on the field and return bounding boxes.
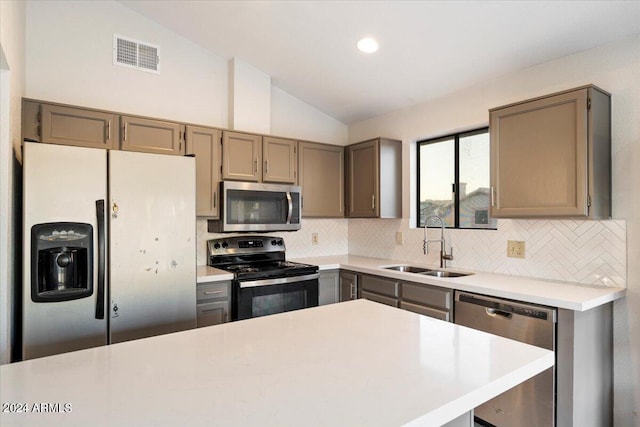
[417,128,496,229]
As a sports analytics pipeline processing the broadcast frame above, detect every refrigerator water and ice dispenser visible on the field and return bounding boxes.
[31,222,93,302]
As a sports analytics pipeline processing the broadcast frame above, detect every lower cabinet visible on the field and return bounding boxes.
[361,274,399,308]
[400,281,452,322]
[196,281,231,328]
[339,271,359,302]
[318,270,340,305]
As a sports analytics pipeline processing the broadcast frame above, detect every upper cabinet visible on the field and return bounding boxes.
[221,131,262,182]
[222,131,298,184]
[490,85,611,219]
[346,137,402,218]
[120,115,185,156]
[186,126,222,218]
[22,100,119,150]
[298,141,344,217]
[263,136,297,184]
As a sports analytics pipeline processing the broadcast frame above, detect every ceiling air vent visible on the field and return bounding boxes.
[113,34,160,74]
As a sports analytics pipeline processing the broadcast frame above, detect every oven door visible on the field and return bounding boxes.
[234,273,319,320]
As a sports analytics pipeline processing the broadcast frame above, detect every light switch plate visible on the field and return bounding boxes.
[507,240,525,258]
[312,233,319,245]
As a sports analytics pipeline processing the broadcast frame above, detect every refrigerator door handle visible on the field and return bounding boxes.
[95,199,106,319]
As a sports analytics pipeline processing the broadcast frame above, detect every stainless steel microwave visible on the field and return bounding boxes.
[207,181,301,232]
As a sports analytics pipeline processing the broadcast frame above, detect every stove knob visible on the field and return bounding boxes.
[277,239,283,246]
[221,242,228,248]
[271,240,277,246]
[213,243,220,249]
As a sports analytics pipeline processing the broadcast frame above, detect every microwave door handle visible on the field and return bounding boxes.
[286,192,293,224]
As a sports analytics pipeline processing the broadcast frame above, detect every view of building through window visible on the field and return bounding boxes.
[417,128,496,229]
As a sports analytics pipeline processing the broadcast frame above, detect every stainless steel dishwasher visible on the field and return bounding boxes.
[454,291,556,427]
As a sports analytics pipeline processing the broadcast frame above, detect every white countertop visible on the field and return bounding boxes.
[196,264,233,283]
[287,255,625,311]
[0,300,553,427]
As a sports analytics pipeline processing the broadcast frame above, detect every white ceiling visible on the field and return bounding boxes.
[119,1,640,124]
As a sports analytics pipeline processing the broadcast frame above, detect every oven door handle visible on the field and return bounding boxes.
[286,192,293,224]
[238,273,319,288]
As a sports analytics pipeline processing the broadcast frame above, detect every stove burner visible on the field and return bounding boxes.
[225,265,260,273]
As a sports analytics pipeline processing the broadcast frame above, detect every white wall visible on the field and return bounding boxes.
[229,58,271,134]
[25,0,228,127]
[348,34,640,425]
[271,86,348,145]
[0,0,26,364]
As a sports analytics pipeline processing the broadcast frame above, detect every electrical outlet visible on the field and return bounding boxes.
[507,240,525,258]
[395,231,403,245]
[312,233,319,245]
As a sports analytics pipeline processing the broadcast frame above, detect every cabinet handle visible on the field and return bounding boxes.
[265,159,269,174]
[254,159,258,174]
[107,121,111,141]
[490,186,496,207]
[213,191,217,209]
[123,122,128,141]
[204,290,223,295]
[350,283,356,299]
[371,194,376,211]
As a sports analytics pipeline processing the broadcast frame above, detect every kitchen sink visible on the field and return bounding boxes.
[383,265,432,274]
[383,265,472,278]
[422,270,472,278]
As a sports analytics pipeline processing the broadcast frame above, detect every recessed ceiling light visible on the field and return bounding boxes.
[357,37,378,53]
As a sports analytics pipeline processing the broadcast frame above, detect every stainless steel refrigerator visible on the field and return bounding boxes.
[22,142,196,360]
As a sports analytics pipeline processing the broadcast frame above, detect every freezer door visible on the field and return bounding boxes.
[108,150,196,343]
[22,142,108,360]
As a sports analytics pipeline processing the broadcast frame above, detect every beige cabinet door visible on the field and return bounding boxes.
[339,271,359,302]
[490,89,589,217]
[186,126,221,218]
[263,137,297,183]
[298,142,344,217]
[222,131,262,181]
[347,139,379,217]
[120,115,184,155]
[39,103,119,149]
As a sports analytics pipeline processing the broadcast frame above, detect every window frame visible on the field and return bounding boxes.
[416,126,494,230]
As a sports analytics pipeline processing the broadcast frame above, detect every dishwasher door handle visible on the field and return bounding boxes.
[486,307,512,319]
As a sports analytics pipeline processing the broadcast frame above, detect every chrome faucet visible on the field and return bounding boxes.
[423,214,454,268]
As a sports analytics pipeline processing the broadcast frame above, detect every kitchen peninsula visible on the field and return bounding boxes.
[0,300,553,427]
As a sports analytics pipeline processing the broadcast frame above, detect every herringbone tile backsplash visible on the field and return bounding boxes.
[348,218,626,287]
[197,218,626,287]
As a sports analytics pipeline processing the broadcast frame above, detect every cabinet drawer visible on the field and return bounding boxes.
[362,291,399,308]
[197,301,229,327]
[196,281,230,302]
[361,275,399,298]
[401,282,451,310]
[400,301,450,322]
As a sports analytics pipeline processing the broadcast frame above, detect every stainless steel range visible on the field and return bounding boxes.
[207,236,319,321]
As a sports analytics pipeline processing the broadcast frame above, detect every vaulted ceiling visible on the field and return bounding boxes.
[119,1,640,124]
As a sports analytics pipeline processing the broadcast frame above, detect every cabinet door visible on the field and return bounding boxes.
[186,126,222,218]
[400,301,450,322]
[339,271,358,302]
[347,139,379,217]
[263,137,297,183]
[121,115,184,155]
[197,301,229,327]
[222,131,262,181]
[318,270,340,306]
[299,142,344,217]
[40,104,119,149]
[490,89,588,217]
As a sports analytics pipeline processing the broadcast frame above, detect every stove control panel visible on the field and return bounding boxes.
[207,235,286,257]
